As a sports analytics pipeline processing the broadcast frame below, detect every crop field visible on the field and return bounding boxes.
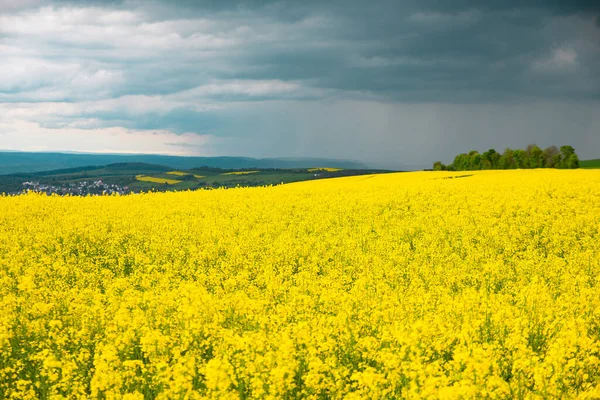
[221,171,260,176]
[307,167,343,172]
[135,175,182,185]
[1,170,600,399]
[165,171,191,176]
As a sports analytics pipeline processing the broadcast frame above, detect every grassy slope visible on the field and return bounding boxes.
[580,159,600,169]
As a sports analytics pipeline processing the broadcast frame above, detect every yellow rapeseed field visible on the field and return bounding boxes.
[166,171,190,177]
[1,170,600,399]
[221,171,259,176]
[135,175,182,185]
[308,168,343,172]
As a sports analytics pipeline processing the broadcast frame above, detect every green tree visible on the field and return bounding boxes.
[499,148,516,169]
[526,144,543,168]
[566,153,579,169]
[543,146,560,168]
[513,149,527,169]
[559,146,576,168]
[468,151,482,170]
[453,153,469,171]
[552,153,563,168]
[445,144,578,171]
[432,161,445,171]
[560,145,575,159]
[482,149,500,169]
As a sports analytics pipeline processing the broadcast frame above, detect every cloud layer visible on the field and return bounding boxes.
[1,0,599,167]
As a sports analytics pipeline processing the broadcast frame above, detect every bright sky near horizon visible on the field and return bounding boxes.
[1,0,599,168]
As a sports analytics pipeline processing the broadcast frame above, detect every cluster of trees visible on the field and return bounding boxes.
[433,145,579,171]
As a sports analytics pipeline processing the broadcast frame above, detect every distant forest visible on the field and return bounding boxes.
[433,145,580,171]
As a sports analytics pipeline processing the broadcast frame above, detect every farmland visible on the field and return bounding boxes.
[135,175,182,185]
[1,170,600,398]
[0,163,392,195]
[580,159,600,169]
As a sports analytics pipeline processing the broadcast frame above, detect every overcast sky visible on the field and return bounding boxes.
[1,0,599,168]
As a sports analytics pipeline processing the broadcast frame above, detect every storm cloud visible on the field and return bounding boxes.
[1,0,599,168]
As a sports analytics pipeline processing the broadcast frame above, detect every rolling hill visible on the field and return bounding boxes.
[0,151,368,175]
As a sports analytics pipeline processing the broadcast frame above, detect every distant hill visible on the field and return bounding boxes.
[580,159,600,169]
[32,162,172,177]
[0,152,368,175]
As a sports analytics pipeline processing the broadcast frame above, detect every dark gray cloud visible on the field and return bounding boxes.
[3,0,598,102]
[149,0,599,102]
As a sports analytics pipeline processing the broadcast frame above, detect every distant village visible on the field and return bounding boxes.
[21,180,131,196]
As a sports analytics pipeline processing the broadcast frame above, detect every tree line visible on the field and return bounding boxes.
[433,145,579,171]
